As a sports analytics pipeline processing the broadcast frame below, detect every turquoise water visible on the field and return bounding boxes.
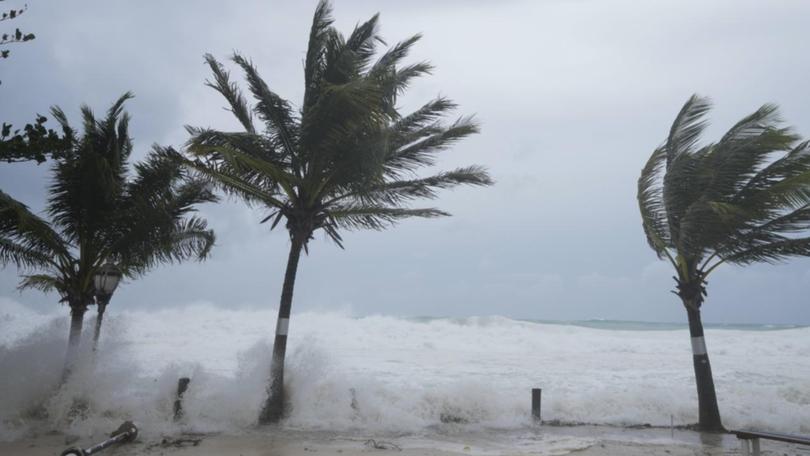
[532,319,808,331]
[408,316,806,331]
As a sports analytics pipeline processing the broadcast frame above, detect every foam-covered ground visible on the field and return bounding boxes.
[1,298,809,441]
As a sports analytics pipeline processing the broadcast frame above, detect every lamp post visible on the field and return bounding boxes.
[92,263,122,351]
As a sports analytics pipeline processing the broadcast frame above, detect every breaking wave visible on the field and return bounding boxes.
[2,298,809,440]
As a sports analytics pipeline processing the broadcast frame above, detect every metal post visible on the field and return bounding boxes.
[531,388,542,421]
[173,377,191,422]
[751,438,760,456]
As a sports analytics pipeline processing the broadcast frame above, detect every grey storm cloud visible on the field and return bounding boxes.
[2,0,810,324]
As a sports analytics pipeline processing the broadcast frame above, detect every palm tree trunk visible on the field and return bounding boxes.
[684,301,723,431]
[62,304,86,383]
[92,300,107,352]
[259,234,305,424]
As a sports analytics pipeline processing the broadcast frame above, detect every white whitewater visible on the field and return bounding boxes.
[1,298,809,441]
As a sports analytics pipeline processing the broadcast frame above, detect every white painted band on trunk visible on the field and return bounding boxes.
[691,336,707,355]
[276,318,290,336]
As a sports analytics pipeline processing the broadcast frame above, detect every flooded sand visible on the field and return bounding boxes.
[4,426,807,456]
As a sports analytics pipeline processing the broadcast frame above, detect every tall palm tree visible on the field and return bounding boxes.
[637,94,810,431]
[0,94,216,379]
[176,0,492,423]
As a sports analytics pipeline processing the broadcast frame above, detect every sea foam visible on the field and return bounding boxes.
[1,299,809,440]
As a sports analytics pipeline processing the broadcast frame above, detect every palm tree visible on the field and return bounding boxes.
[175,0,492,423]
[637,94,810,431]
[0,94,216,379]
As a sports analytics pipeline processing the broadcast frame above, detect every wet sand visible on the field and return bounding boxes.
[5,425,809,456]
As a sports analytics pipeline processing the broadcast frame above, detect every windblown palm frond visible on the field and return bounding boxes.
[47,93,134,248]
[0,190,69,269]
[4,96,216,306]
[106,146,217,276]
[637,146,670,259]
[204,54,256,134]
[638,94,810,282]
[18,273,65,295]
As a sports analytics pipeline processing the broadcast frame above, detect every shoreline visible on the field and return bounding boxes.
[3,424,798,456]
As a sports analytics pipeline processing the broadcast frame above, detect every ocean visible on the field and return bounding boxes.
[1,298,809,442]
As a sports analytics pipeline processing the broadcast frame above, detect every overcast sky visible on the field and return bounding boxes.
[2,0,810,324]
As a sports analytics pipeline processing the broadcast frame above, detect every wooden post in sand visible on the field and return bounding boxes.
[173,377,191,422]
[531,388,542,422]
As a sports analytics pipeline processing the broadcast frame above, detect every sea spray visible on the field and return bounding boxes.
[0,319,65,439]
[2,299,810,440]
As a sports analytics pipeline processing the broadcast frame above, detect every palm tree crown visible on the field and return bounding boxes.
[179,1,492,247]
[2,93,216,303]
[639,94,810,302]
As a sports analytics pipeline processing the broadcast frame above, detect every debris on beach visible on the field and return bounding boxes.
[364,439,402,451]
[439,412,469,424]
[59,421,138,456]
[149,436,203,449]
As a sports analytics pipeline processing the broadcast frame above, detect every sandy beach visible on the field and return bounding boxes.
[4,425,807,456]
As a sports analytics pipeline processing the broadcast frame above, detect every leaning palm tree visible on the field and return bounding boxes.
[176,0,492,423]
[0,94,216,379]
[638,94,810,431]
